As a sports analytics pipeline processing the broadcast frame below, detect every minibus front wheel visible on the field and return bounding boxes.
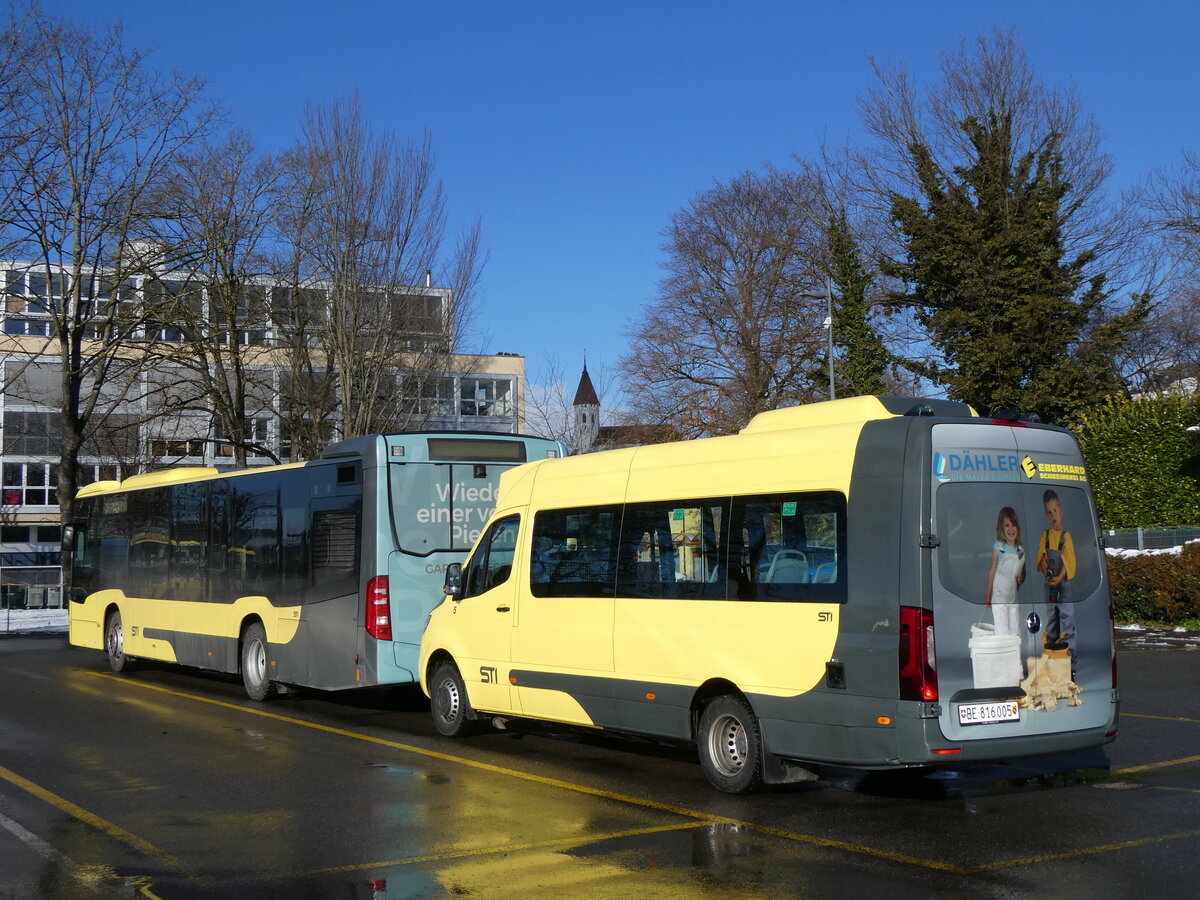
[697,695,764,794]
[430,660,480,737]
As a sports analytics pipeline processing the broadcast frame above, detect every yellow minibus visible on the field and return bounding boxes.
[419,396,1118,792]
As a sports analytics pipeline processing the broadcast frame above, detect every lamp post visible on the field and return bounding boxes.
[823,276,835,401]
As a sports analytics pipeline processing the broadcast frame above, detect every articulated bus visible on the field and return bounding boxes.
[68,432,567,699]
[419,396,1119,793]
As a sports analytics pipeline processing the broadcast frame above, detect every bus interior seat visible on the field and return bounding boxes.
[765,550,808,584]
[811,561,837,583]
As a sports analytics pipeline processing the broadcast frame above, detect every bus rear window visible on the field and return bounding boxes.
[935,482,1101,604]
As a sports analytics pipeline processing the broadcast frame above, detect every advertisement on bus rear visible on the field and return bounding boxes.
[929,424,1113,743]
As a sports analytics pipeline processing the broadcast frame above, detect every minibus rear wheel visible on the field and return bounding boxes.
[697,695,764,794]
[430,660,479,737]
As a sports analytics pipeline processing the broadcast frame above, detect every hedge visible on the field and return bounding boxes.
[1072,394,1200,527]
[1105,543,1200,626]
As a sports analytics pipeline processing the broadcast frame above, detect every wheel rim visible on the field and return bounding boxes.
[707,712,749,776]
[107,618,123,660]
[437,676,461,724]
[245,638,267,688]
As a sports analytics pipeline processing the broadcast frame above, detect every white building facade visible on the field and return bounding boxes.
[0,264,528,605]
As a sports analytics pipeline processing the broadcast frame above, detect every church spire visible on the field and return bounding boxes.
[572,361,600,452]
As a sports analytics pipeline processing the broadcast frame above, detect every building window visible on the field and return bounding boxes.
[3,411,62,455]
[417,376,456,417]
[151,439,208,459]
[2,462,57,507]
[459,377,513,417]
[79,465,119,487]
[214,418,271,458]
[3,318,53,337]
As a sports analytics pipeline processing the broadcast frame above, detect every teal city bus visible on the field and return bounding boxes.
[68,432,567,699]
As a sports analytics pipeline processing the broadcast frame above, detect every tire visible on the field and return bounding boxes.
[430,661,478,737]
[240,623,274,701]
[105,609,135,673]
[697,695,765,794]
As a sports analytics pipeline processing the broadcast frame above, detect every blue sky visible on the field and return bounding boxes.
[32,0,1200,404]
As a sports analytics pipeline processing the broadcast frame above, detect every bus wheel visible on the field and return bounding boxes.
[105,609,134,673]
[240,623,274,701]
[430,661,478,737]
[697,695,764,794]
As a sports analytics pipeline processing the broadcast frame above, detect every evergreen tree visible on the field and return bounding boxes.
[826,209,889,397]
[883,112,1147,423]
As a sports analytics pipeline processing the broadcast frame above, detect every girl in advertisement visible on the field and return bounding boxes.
[984,506,1026,636]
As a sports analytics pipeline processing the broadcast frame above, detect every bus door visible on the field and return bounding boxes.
[514,505,619,725]
[929,423,1113,743]
[453,513,522,713]
[302,497,362,690]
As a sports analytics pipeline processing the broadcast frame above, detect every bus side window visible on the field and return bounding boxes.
[728,492,846,602]
[229,474,280,599]
[616,499,727,600]
[530,506,619,598]
[207,480,229,602]
[462,515,519,598]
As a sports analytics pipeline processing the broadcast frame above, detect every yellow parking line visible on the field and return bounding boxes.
[1116,754,1200,774]
[0,762,186,875]
[1151,785,1200,796]
[974,829,1200,871]
[1122,712,1200,725]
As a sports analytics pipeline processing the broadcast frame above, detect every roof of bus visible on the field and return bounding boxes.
[739,395,976,434]
[495,395,979,508]
[76,431,569,500]
[76,461,308,499]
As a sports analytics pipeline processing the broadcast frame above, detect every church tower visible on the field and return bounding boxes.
[572,363,601,453]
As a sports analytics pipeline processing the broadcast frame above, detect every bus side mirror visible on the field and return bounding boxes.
[61,525,76,551]
[444,562,463,598]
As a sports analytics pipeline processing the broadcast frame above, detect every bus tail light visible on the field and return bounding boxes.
[899,606,938,701]
[366,576,392,641]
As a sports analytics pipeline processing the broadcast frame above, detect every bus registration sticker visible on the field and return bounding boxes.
[958,700,1020,726]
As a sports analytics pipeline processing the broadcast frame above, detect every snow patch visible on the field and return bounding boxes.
[0,609,69,634]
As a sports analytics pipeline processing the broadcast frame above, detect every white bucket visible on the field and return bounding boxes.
[969,622,1022,688]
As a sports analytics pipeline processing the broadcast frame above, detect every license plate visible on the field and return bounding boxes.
[958,700,1020,726]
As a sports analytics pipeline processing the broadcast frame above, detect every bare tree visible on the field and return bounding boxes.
[272,96,482,451]
[1119,287,1200,393]
[0,5,35,262]
[0,7,214,526]
[619,168,829,438]
[1128,150,1200,391]
[141,131,283,465]
[1144,149,1200,264]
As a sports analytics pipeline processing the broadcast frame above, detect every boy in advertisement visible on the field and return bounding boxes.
[1036,489,1077,672]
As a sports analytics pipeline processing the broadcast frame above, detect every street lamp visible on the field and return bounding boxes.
[822,276,835,401]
